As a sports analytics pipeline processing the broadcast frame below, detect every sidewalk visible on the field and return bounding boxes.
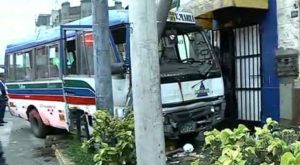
[0,111,59,165]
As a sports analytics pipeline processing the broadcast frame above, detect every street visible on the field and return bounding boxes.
[0,110,58,165]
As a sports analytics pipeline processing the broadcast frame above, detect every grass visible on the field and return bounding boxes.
[64,137,94,165]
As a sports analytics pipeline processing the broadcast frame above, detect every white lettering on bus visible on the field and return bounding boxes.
[176,13,195,23]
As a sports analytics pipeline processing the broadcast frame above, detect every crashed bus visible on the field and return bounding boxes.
[5,10,225,138]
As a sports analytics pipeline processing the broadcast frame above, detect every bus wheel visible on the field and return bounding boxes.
[29,110,47,138]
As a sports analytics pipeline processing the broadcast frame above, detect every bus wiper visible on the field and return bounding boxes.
[191,63,213,89]
[181,58,204,64]
[181,58,195,64]
[197,62,213,78]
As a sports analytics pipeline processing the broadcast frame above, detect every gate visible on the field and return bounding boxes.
[209,24,262,122]
[234,25,261,121]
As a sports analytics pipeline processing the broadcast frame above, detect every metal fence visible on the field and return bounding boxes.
[208,24,262,121]
[234,25,262,121]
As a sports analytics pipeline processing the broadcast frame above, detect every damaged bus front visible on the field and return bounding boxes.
[160,11,225,138]
[5,9,225,139]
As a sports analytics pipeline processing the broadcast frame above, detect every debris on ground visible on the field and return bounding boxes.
[166,143,199,165]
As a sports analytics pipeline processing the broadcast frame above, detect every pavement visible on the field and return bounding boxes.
[0,110,59,165]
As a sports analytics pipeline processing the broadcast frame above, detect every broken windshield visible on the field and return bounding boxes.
[159,27,220,80]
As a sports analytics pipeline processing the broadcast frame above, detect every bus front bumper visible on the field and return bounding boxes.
[163,98,225,138]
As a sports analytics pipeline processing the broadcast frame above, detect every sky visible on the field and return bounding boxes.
[0,0,128,64]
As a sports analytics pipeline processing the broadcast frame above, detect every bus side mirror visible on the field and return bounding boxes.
[111,63,125,75]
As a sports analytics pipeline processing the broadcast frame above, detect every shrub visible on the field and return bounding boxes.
[82,110,135,165]
[193,118,300,165]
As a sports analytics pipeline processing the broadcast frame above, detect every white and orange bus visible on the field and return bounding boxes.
[5,10,225,138]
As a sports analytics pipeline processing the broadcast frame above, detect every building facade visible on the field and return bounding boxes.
[35,0,123,31]
[276,0,300,125]
[180,0,281,126]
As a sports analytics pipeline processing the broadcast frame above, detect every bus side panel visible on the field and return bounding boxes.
[63,77,130,117]
[8,98,68,130]
[8,99,28,120]
[35,101,68,130]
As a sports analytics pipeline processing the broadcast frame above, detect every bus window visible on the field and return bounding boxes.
[76,30,121,75]
[117,44,126,61]
[188,32,211,61]
[7,54,15,81]
[78,32,94,75]
[65,39,77,75]
[15,51,33,81]
[48,45,59,78]
[111,27,126,62]
[166,32,211,62]
[35,46,48,79]
[66,51,76,74]
[24,51,34,81]
[177,35,189,60]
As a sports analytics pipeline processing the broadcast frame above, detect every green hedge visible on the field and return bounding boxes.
[192,118,300,165]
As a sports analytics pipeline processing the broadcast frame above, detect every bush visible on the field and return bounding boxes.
[193,118,300,165]
[82,110,135,165]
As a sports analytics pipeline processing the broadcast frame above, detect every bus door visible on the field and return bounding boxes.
[59,25,129,130]
[59,25,93,130]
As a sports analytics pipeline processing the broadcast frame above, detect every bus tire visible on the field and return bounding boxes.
[29,110,47,138]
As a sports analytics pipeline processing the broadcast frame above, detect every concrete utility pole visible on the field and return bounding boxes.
[129,0,166,164]
[92,0,114,114]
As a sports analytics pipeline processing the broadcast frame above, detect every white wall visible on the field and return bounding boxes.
[277,0,300,49]
[277,0,300,121]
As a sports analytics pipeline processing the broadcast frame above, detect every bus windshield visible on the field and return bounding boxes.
[159,25,220,81]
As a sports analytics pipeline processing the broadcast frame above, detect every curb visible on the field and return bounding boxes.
[55,148,76,165]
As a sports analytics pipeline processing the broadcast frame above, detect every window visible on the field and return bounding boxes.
[64,28,126,76]
[78,32,95,75]
[187,32,211,61]
[117,43,126,61]
[177,35,189,60]
[35,46,48,79]
[160,31,213,64]
[15,51,33,81]
[7,54,15,81]
[159,27,221,80]
[72,31,116,75]
[111,27,127,62]
[65,39,77,75]
[48,45,60,78]
[24,51,34,80]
